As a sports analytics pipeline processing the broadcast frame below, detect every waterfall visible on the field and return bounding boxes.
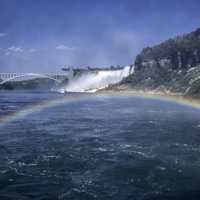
[58,66,134,93]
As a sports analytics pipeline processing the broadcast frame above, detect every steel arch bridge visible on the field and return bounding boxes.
[0,73,68,85]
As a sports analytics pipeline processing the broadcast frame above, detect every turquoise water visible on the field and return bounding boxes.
[0,91,200,200]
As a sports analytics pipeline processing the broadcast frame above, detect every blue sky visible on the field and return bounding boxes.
[0,0,200,72]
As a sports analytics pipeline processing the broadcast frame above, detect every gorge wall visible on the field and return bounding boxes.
[118,28,200,96]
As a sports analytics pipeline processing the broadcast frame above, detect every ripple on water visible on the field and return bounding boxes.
[0,93,200,199]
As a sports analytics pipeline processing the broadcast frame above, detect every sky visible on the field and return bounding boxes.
[0,0,200,73]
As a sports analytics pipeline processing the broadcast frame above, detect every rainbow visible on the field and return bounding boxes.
[0,92,200,127]
[113,91,200,109]
[0,94,90,127]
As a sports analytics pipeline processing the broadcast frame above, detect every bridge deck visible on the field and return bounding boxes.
[0,73,69,84]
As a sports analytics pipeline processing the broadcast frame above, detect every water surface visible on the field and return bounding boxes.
[0,91,200,200]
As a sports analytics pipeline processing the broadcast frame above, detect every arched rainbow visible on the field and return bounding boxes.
[0,94,90,127]
[0,92,200,127]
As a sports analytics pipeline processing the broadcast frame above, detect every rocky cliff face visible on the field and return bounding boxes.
[120,28,200,96]
[135,28,200,71]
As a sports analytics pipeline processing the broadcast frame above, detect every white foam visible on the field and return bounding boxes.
[58,66,134,93]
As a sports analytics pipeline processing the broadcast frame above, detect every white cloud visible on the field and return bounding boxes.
[8,46,24,53]
[56,44,75,51]
[2,46,38,56]
[0,33,7,37]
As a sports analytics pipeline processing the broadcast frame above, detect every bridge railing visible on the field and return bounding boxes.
[0,73,68,80]
[0,73,70,85]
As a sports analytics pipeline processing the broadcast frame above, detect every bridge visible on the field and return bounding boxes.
[0,72,72,85]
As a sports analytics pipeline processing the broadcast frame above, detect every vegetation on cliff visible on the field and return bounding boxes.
[121,28,200,96]
[135,28,200,70]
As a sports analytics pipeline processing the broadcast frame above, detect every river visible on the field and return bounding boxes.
[0,91,200,200]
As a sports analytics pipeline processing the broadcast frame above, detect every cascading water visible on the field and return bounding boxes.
[58,66,134,93]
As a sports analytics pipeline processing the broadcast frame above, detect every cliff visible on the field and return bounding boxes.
[119,28,200,96]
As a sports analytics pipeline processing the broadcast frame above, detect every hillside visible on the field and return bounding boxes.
[118,28,200,96]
